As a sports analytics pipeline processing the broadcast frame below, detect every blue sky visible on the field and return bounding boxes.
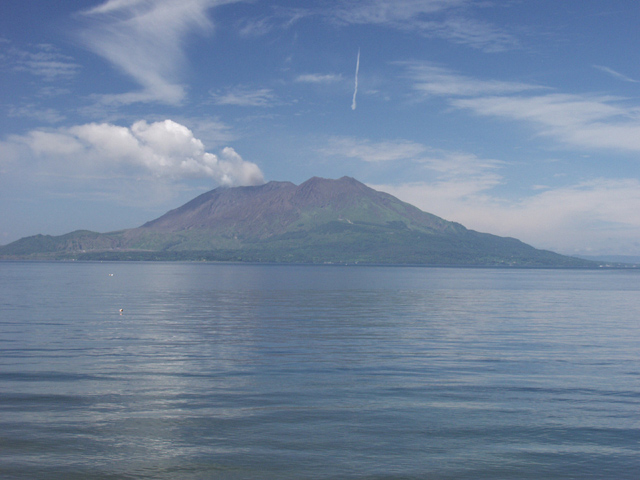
[2,0,640,256]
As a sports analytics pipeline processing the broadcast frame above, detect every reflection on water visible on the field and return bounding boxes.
[1,263,639,479]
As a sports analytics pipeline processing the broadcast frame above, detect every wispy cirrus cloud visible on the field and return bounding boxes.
[322,137,428,162]
[323,136,503,171]
[593,65,639,83]
[8,105,66,124]
[4,42,80,81]
[332,0,468,25]
[77,0,241,105]
[405,62,543,97]
[330,0,518,52]
[453,94,640,152]
[236,7,307,37]
[295,73,343,84]
[406,62,640,153]
[322,136,504,196]
[413,16,519,53]
[211,87,278,107]
[228,1,515,52]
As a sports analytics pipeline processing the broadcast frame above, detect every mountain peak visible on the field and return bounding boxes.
[293,176,370,206]
[0,176,596,267]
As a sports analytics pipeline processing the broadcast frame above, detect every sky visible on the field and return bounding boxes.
[2,0,640,256]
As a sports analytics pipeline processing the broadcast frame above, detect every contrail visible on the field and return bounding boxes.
[351,48,360,110]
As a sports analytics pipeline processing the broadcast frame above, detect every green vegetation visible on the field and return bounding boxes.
[1,221,594,267]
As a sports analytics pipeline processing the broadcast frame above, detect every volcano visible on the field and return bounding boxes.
[0,176,594,266]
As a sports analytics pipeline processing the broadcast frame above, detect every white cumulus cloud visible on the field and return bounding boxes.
[8,119,264,187]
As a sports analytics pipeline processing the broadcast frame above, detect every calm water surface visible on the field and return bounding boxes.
[0,262,639,479]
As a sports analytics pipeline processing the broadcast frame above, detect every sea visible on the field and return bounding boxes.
[0,261,638,479]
